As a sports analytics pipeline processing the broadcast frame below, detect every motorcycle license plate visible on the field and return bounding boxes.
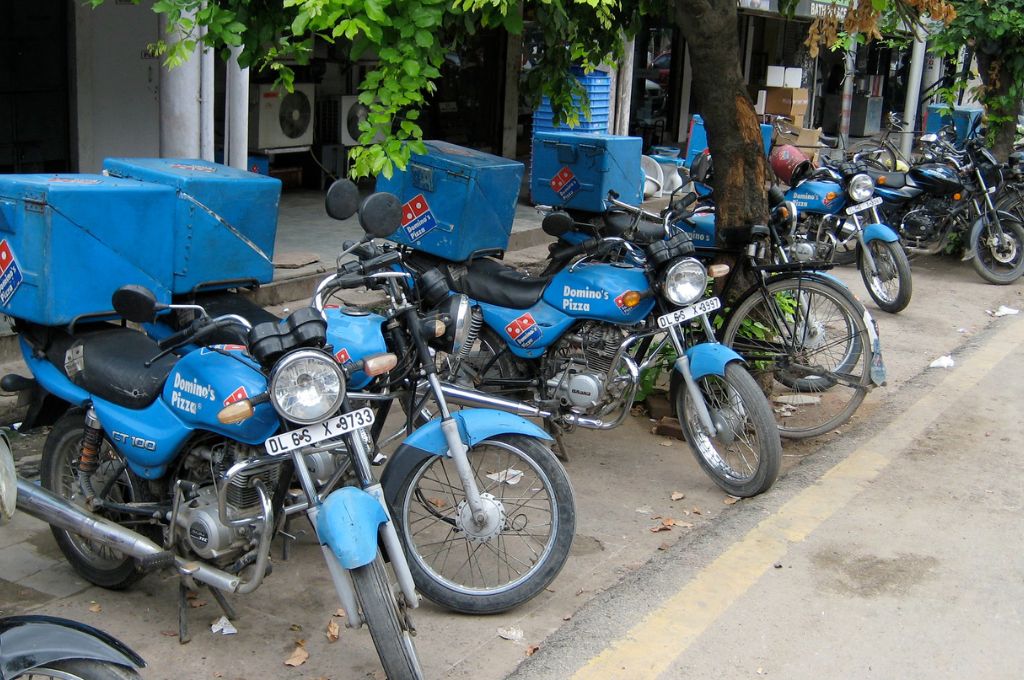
[265,407,375,455]
[845,196,882,215]
[657,297,721,329]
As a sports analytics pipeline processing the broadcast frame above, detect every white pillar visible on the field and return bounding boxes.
[901,28,928,158]
[614,36,635,136]
[923,51,943,105]
[159,14,201,157]
[677,46,692,145]
[839,43,856,140]
[225,45,249,170]
[199,26,215,162]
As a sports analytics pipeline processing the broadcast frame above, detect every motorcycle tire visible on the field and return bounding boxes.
[671,364,781,498]
[40,411,143,590]
[720,276,872,440]
[14,660,142,680]
[859,240,912,313]
[392,434,575,614]
[351,556,424,680]
[971,217,1024,285]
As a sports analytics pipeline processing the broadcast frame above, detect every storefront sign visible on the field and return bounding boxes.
[737,0,778,11]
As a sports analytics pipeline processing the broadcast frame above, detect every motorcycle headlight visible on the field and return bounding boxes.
[662,257,707,306]
[848,173,874,203]
[429,294,473,355]
[269,349,346,425]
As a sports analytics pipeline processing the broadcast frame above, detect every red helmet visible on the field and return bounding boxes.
[770,144,812,186]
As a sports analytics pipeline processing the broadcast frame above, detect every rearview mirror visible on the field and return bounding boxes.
[358,192,403,238]
[325,179,361,221]
[670,190,697,213]
[541,211,574,237]
[112,285,164,323]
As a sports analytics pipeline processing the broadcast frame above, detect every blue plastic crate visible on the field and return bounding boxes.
[0,174,176,325]
[685,115,774,167]
[375,141,525,261]
[531,131,643,212]
[103,158,281,293]
[924,104,983,147]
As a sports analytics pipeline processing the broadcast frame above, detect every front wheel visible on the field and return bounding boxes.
[860,239,912,313]
[393,435,575,614]
[14,660,142,680]
[351,556,423,680]
[971,217,1024,284]
[672,364,782,498]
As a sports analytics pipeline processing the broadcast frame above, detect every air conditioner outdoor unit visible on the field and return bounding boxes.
[249,83,315,151]
[340,94,371,146]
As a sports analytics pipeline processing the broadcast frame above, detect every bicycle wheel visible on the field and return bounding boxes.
[720,276,872,439]
[849,141,897,171]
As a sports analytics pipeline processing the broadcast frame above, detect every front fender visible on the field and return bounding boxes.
[317,486,389,570]
[862,222,900,243]
[0,615,145,678]
[380,409,551,509]
[683,343,744,380]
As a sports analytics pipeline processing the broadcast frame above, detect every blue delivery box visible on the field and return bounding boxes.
[103,158,281,293]
[375,141,524,262]
[0,174,176,326]
[531,131,643,212]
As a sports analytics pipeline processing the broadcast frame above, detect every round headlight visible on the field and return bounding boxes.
[848,173,874,203]
[662,258,707,306]
[0,433,16,523]
[269,349,346,425]
[444,294,472,355]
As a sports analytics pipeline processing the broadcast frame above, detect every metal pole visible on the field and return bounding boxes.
[225,45,249,170]
[901,27,928,158]
[158,13,201,157]
[615,35,635,136]
[199,25,215,162]
[839,41,856,142]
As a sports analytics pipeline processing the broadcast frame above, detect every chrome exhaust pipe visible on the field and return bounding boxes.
[439,382,553,419]
[17,479,242,593]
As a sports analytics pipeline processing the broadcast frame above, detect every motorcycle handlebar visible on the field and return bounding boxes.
[549,237,614,262]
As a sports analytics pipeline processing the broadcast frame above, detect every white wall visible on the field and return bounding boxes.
[75,2,160,172]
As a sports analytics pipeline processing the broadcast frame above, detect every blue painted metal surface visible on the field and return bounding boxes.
[685,343,744,380]
[400,408,552,457]
[531,131,643,212]
[317,487,388,569]
[544,262,655,323]
[477,299,576,359]
[324,307,388,389]
[862,222,900,243]
[785,180,847,213]
[376,141,524,262]
[684,115,774,168]
[102,158,281,293]
[0,174,175,325]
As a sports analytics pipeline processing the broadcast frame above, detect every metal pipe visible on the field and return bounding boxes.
[674,354,718,434]
[438,382,552,419]
[320,542,363,628]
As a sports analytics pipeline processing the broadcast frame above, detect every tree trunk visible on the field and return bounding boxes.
[975,51,1020,162]
[674,0,769,240]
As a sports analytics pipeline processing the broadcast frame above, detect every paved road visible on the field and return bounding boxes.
[0,255,1021,679]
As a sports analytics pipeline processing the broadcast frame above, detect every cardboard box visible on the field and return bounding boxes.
[788,126,822,164]
[764,87,809,119]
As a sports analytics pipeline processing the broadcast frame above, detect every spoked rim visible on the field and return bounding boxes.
[682,376,763,484]
[863,241,901,305]
[400,440,558,596]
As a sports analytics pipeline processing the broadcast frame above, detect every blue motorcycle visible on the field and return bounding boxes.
[3,196,425,679]
[784,157,913,314]
[369,191,783,498]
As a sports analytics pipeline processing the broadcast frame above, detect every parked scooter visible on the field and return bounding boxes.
[1,432,147,680]
[3,194,425,679]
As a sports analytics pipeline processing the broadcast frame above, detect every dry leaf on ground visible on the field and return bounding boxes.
[723,496,739,505]
[692,506,702,515]
[661,517,676,527]
[334,608,345,618]
[650,524,672,533]
[284,641,309,667]
[289,623,303,632]
[326,619,340,642]
[526,644,540,657]
[670,491,685,501]
[497,626,524,642]
[189,599,207,609]
[88,602,101,614]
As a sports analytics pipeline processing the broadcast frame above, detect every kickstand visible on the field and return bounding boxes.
[177,581,191,644]
[208,585,237,620]
[545,418,571,462]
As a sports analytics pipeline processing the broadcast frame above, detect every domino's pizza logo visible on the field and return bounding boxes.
[401,194,439,241]
[550,166,581,201]
[504,313,542,348]
[0,240,24,307]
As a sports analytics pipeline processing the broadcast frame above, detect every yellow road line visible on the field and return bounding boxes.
[572,317,1023,680]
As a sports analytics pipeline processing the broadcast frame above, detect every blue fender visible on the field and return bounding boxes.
[317,486,389,569]
[683,343,744,380]
[380,408,552,509]
[862,222,900,243]
[0,615,145,677]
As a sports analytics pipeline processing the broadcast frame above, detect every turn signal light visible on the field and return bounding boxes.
[363,353,398,376]
[708,264,731,278]
[218,400,254,424]
[877,176,888,185]
[825,191,838,202]
[953,193,962,201]
[620,291,642,308]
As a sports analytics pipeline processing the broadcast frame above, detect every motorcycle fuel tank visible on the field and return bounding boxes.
[907,163,962,196]
[785,180,847,214]
[543,262,655,324]
[324,307,388,389]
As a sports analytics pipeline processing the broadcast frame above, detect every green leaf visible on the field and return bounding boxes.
[414,29,433,47]
[364,0,390,24]
[291,10,310,35]
[403,59,421,76]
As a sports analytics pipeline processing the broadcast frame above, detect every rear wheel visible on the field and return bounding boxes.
[720,276,872,439]
[40,411,142,590]
[971,216,1024,285]
[672,363,781,498]
[393,434,575,614]
[860,239,912,313]
[351,557,423,680]
[15,660,142,680]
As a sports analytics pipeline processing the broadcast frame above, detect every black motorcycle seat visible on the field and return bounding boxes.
[456,258,552,309]
[865,168,908,189]
[185,291,280,345]
[600,210,633,237]
[44,327,178,410]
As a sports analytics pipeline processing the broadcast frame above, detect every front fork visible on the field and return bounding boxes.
[666,322,719,436]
